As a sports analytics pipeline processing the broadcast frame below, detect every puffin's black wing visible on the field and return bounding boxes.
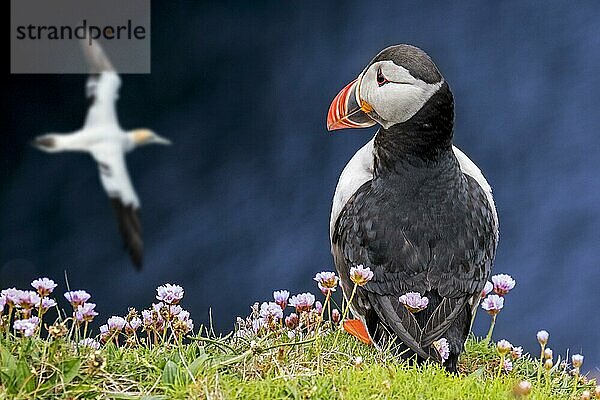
[332,174,496,362]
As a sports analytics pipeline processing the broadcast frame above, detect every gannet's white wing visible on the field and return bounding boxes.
[91,145,143,268]
[84,72,121,129]
[81,38,122,129]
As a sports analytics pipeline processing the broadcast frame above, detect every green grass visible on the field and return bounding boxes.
[1,277,596,399]
[0,329,596,399]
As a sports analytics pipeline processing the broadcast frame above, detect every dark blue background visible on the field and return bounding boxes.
[3,1,599,370]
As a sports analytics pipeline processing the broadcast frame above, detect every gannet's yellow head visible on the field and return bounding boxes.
[130,129,172,146]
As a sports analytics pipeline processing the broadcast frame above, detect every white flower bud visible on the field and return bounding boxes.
[536,330,549,346]
[572,354,584,368]
[580,390,591,400]
[496,339,512,355]
[513,380,532,397]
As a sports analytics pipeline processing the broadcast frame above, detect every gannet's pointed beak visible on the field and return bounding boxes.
[153,135,172,145]
[327,75,377,131]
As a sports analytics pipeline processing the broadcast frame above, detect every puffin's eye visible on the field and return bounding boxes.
[376,67,388,87]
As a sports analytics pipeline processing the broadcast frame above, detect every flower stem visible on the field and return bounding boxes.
[320,291,331,321]
[572,367,579,397]
[497,353,505,379]
[333,283,358,347]
[7,305,14,331]
[340,283,358,323]
[36,304,44,338]
[536,344,545,384]
[485,314,497,342]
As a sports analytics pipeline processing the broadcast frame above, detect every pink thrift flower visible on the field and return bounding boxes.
[314,301,323,314]
[152,302,164,313]
[511,346,523,359]
[503,359,513,372]
[481,281,493,298]
[64,290,91,307]
[141,310,153,326]
[252,318,265,333]
[0,294,5,314]
[13,316,40,337]
[273,290,290,309]
[260,301,284,322]
[156,284,184,305]
[289,292,316,313]
[107,316,126,332]
[176,310,190,321]
[75,303,98,322]
[285,313,299,329]
[126,317,142,332]
[147,307,165,328]
[399,292,429,313]
[177,310,190,321]
[433,338,450,363]
[481,295,504,315]
[1,288,21,307]
[78,338,101,350]
[36,297,57,311]
[331,309,341,324]
[491,274,515,296]
[31,278,57,297]
[167,304,182,316]
[314,271,338,294]
[99,324,110,342]
[175,311,194,333]
[349,265,374,286]
[177,310,191,322]
[16,291,40,309]
[182,319,194,333]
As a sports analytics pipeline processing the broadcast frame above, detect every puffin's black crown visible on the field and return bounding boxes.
[368,45,443,84]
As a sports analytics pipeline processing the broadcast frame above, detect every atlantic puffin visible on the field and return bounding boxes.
[32,38,171,268]
[327,45,498,372]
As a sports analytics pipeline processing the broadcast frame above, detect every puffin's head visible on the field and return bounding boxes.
[327,45,445,131]
[129,129,172,146]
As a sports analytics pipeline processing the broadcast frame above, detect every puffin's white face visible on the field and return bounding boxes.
[358,61,443,129]
[327,46,445,131]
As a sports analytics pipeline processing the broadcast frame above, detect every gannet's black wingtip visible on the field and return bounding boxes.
[31,135,56,151]
[110,198,144,271]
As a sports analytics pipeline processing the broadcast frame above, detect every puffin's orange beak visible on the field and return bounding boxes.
[327,76,377,131]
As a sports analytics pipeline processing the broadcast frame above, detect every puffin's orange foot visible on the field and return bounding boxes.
[342,319,373,345]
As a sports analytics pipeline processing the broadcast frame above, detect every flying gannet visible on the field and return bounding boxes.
[33,38,171,269]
